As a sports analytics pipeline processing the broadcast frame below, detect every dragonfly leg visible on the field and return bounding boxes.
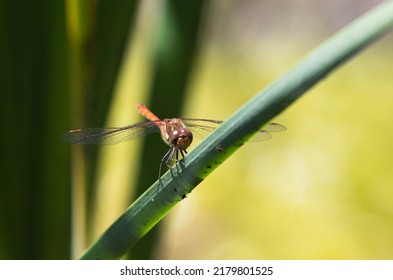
[175,149,182,175]
[174,149,188,174]
[180,150,187,157]
[159,147,175,178]
[166,147,177,167]
[158,147,188,178]
[179,150,187,168]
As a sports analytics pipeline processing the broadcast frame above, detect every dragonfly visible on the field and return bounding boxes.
[61,103,286,177]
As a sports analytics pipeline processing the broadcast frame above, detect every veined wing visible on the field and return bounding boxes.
[60,120,162,145]
[180,118,286,141]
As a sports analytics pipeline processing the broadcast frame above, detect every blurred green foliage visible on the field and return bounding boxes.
[0,0,70,259]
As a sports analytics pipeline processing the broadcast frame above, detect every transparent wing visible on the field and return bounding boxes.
[180,118,286,141]
[250,122,287,141]
[60,121,162,145]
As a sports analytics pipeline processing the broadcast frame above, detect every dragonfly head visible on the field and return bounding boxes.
[170,128,193,150]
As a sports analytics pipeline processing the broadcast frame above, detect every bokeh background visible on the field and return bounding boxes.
[1,0,393,259]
